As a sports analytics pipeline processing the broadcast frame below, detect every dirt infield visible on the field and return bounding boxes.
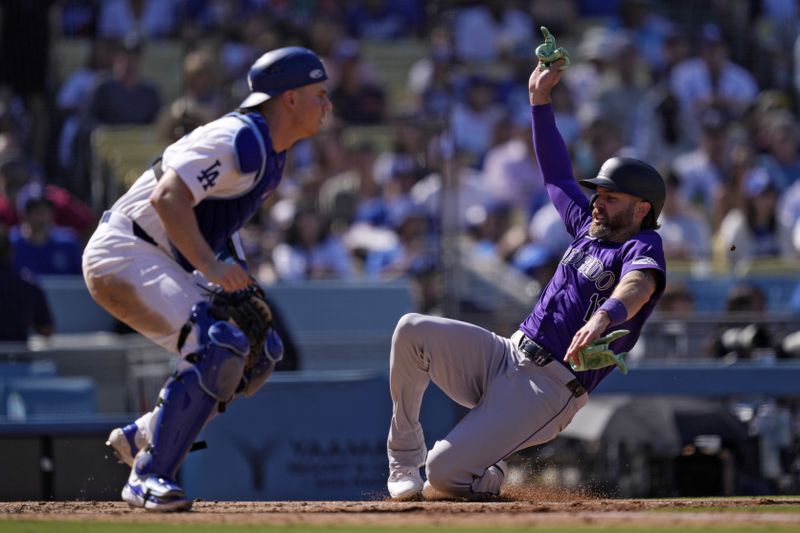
[2,492,800,528]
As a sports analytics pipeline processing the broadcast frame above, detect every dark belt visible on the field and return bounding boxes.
[100,211,158,247]
[517,333,586,398]
[152,157,164,180]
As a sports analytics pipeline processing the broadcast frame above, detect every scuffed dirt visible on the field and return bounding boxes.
[1,496,799,527]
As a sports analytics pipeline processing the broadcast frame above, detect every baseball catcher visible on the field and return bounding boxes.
[83,46,331,511]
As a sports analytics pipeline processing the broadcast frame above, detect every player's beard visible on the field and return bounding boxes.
[589,203,636,239]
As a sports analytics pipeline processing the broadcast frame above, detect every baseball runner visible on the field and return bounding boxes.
[82,47,332,511]
[386,28,667,499]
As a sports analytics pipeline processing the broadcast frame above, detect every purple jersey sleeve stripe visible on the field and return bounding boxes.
[531,104,591,237]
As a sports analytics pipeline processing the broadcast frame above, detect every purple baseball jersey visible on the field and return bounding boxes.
[521,104,666,393]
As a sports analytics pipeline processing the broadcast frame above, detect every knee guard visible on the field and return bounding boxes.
[238,328,284,397]
[135,301,249,480]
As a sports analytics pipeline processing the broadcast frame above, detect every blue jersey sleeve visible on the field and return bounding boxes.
[233,125,265,175]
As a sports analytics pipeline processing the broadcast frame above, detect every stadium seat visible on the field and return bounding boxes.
[264,280,414,371]
[54,38,184,104]
[341,125,397,152]
[360,38,428,115]
[139,40,184,104]
[734,257,800,277]
[0,376,96,419]
[54,39,91,85]
[91,125,163,209]
[38,276,117,333]
[0,361,57,379]
[677,275,799,313]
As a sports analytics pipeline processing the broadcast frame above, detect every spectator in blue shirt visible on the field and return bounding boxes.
[10,184,82,276]
[272,205,355,281]
[85,34,161,126]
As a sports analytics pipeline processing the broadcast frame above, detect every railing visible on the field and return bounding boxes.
[637,313,800,362]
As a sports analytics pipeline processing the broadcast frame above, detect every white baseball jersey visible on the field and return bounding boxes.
[111,114,264,256]
[83,112,281,354]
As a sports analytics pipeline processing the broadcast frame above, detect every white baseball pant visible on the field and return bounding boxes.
[82,210,211,355]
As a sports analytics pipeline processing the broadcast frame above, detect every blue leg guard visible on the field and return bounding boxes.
[134,301,249,481]
[239,328,284,398]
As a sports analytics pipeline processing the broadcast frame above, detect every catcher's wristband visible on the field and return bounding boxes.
[598,298,627,326]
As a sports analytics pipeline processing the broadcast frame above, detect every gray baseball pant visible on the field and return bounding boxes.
[387,313,588,497]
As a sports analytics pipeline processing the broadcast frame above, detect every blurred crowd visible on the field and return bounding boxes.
[3,0,800,316]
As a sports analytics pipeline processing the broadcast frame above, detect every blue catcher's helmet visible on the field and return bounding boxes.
[239,46,328,109]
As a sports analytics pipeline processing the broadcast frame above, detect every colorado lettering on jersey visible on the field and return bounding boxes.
[197,160,222,190]
[560,246,616,290]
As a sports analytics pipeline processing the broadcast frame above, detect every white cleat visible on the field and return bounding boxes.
[387,465,424,500]
[106,424,140,467]
[122,471,192,512]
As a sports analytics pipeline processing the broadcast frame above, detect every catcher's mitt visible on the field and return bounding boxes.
[211,284,273,367]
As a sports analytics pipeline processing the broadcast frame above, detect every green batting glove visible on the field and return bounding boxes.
[569,330,631,374]
[535,26,571,70]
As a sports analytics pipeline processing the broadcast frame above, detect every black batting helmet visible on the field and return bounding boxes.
[579,157,666,228]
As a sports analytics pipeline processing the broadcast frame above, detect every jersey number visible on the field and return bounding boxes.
[583,293,607,322]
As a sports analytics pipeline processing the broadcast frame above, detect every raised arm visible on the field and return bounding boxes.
[528,43,590,230]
